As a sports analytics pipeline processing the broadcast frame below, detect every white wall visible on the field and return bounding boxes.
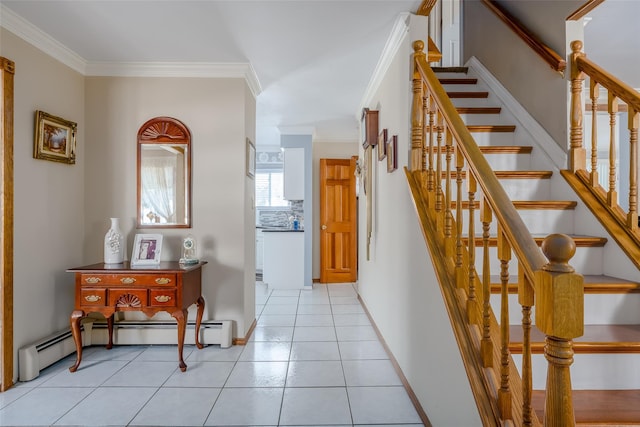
[462,0,579,149]
[311,140,358,280]
[356,16,481,426]
[1,29,86,381]
[84,76,255,338]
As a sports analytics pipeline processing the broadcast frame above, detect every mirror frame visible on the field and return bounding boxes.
[137,116,192,228]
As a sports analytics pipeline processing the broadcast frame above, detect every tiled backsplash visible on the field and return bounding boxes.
[258,200,304,228]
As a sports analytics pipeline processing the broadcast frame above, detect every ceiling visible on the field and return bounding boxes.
[0,0,421,147]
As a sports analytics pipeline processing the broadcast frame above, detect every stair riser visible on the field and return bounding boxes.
[468,131,514,145]
[512,354,640,390]
[491,293,640,325]
[428,152,532,170]
[450,97,496,108]
[477,245,604,275]
[441,83,487,93]
[459,113,512,126]
[457,208,575,235]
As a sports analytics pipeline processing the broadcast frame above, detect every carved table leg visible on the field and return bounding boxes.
[171,308,188,372]
[106,314,114,350]
[195,296,205,349]
[69,310,85,372]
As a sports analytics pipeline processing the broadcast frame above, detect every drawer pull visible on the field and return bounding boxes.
[84,295,101,302]
[120,277,136,284]
[155,278,172,285]
[154,295,172,303]
[85,277,101,284]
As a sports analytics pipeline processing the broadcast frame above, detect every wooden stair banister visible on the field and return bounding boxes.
[409,40,588,425]
[568,40,640,269]
[480,0,566,74]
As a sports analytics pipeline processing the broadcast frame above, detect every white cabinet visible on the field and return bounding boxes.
[263,231,304,289]
[283,148,304,200]
[256,229,264,271]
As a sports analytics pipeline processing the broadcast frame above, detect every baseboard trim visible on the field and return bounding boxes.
[357,295,433,427]
[233,318,257,345]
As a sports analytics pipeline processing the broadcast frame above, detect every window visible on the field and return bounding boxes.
[256,168,288,207]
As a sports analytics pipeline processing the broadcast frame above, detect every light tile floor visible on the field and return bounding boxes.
[0,283,424,426]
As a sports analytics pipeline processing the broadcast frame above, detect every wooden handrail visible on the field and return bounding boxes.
[481,0,566,74]
[575,55,640,113]
[567,0,605,21]
[413,46,547,284]
[416,0,437,16]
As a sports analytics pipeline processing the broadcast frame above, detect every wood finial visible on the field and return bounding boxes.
[413,40,425,53]
[570,40,583,54]
[541,233,576,273]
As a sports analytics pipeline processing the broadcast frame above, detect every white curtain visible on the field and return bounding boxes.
[141,157,176,223]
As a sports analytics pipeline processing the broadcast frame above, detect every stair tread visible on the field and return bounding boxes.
[467,124,516,132]
[511,324,640,344]
[462,235,607,247]
[490,274,640,294]
[453,200,576,209]
[432,66,468,73]
[532,389,640,424]
[444,170,552,179]
[427,145,531,154]
[448,91,489,98]
[439,78,478,85]
[457,107,502,114]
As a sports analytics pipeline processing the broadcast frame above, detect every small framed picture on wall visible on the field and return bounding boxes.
[386,135,398,173]
[377,129,388,161]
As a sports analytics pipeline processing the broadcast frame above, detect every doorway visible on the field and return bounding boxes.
[1,56,15,391]
[319,157,358,283]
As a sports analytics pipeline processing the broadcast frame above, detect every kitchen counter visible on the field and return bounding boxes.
[262,231,304,289]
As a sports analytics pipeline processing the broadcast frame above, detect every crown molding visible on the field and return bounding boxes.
[357,12,410,114]
[1,4,87,74]
[0,4,262,96]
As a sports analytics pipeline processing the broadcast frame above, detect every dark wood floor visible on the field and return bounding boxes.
[532,390,640,425]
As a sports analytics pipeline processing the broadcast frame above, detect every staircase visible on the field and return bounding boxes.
[433,65,640,425]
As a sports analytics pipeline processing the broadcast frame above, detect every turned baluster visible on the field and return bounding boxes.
[519,267,535,426]
[535,234,584,427]
[570,41,586,171]
[427,94,436,196]
[435,113,444,213]
[607,93,619,207]
[455,147,465,288]
[628,108,638,230]
[467,173,478,323]
[589,80,600,187]
[480,198,493,368]
[411,41,426,172]
[497,228,512,420]
[444,131,454,257]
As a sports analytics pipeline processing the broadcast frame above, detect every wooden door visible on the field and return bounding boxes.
[319,157,358,283]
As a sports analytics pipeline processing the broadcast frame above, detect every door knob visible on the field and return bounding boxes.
[321,225,327,230]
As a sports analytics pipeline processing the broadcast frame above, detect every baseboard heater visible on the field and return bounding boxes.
[18,319,232,382]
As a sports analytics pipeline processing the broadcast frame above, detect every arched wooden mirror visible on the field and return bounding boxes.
[137,117,192,228]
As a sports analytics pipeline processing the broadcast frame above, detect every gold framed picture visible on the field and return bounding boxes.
[377,128,388,161]
[34,110,77,164]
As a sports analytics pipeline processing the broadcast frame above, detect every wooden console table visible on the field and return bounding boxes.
[67,261,207,373]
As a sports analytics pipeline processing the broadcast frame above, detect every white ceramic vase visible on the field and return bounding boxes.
[104,217,124,264]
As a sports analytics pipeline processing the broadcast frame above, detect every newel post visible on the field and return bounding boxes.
[535,234,584,427]
[570,41,586,172]
[411,40,426,172]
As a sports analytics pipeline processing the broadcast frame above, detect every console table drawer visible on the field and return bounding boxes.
[80,288,106,306]
[80,273,176,286]
[150,289,177,306]
[108,289,148,308]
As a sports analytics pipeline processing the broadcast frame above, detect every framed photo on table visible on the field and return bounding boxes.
[131,234,163,266]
